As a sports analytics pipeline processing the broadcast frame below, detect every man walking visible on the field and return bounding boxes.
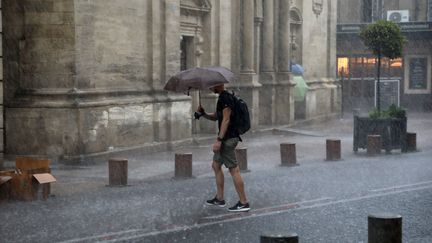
[197,84,250,212]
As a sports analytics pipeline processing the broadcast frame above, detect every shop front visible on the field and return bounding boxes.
[337,22,432,112]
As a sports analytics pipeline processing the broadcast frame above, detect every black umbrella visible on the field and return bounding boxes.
[164,66,234,119]
[164,66,233,94]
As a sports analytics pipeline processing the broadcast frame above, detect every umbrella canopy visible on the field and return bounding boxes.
[293,75,309,102]
[164,66,233,93]
[291,63,304,76]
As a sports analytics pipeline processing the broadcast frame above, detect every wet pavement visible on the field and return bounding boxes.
[1,112,432,242]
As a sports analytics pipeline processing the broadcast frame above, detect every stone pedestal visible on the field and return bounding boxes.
[260,233,298,243]
[368,213,402,243]
[258,74,276,125]
[280,143,297,166]
[367,135,382,155]
[108,158,128,186]
[326,139,341,161]
[235,148,248,172]
[406,132,416,152]
[175,153,192,178]
[274,78,296,125]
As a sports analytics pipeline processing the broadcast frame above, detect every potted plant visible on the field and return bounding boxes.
[354,105,407,153]
[353,21,407,153]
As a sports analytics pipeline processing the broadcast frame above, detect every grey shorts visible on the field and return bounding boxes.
[213,137,240,168]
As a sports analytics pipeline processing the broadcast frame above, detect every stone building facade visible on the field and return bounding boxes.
[1,0,339,164]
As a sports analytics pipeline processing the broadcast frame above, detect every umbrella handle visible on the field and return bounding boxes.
[198,90,201,107]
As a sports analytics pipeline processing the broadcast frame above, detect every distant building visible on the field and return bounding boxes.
[1,0,339,164]
[337,0,432,112]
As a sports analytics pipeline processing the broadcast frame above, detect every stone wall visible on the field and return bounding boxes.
[3,0,192,162]
[3,0,77,159]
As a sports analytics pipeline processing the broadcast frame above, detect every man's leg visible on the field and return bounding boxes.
[229,166,247,204]
[212,161,224,200]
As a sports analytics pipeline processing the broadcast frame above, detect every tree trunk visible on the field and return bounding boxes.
[377,53,381,113]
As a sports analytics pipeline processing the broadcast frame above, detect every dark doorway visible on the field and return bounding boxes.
[180,36,194,71]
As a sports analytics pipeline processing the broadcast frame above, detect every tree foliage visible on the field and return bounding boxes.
[359,20,405,59]
[360,20,405,113]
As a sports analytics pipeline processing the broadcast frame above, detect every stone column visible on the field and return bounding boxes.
[241,0,255,74]
[278,0,291,73]
[238,0,261,129]
[274,0,295,125]
[151,0,163,90]
[254,0,263,73]
[259,0,276,125]
[261,0,274,73]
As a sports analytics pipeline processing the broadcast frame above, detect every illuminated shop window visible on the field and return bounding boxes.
[337,57,349,77]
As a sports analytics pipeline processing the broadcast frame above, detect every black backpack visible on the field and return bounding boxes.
[230,92,251,135]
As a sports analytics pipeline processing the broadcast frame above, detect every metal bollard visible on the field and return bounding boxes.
[406,132,417,152]
[175,153,193,178]
[235,148,249,172]
[280,143,297,166]
[326,139,341,161]
[108,158,128,186]
[260,233,298,243]
[368,213,402,243]
[367,135,382,155]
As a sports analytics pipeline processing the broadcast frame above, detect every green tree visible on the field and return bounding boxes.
[359,20,405,113]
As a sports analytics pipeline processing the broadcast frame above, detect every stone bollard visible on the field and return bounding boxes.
[406,132,417,152]
[367,135,382,155]
[326,139,341,161]
[235,148,249,172]
[175,153,193,178]
[280,143,297,166]
[108,158,128,186]
[260,233,298,243]
[368,213,402,243]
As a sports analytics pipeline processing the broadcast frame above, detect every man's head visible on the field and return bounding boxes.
[209,84,225,94]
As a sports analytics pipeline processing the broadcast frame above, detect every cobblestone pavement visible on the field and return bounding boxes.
[1,112,431,242]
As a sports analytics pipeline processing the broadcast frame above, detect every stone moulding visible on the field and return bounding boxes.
[180,0,211,15]
[7,89,192,108]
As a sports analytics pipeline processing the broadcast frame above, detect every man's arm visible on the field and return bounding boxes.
[218,107,231,139]
[202,112,217,121]
[212,107,231,153]
[198,105,217,121]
